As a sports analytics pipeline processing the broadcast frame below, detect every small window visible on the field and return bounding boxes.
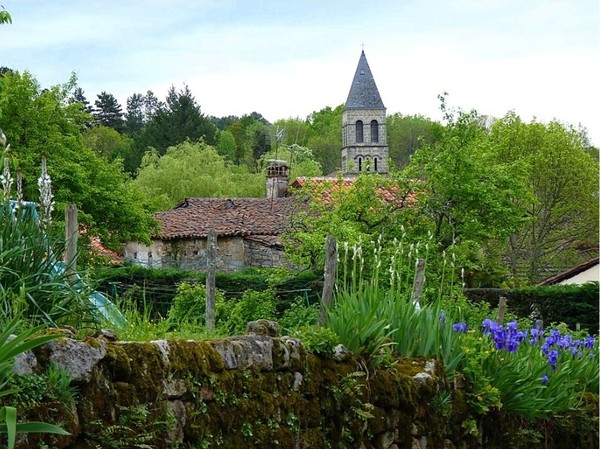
[133,252,138,259]
[358,157,363,172]
[370,120,379,143]
[148,251,153,259]
[374,157,378,172]
[355,120,364,143]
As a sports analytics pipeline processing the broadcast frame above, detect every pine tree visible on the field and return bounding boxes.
[93,91,125,132]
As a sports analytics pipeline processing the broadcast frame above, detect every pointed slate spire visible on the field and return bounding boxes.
[345,51,385,109]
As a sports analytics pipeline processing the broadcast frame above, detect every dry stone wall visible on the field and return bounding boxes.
[11,322,598,449]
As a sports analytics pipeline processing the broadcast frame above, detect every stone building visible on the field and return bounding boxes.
[124,51,389,271]
[341,50,389,175]
[123,195,300,272]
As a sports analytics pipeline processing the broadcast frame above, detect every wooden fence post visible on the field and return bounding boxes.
[319,235,337,326]
[411,258,427,307]
[205,229,217,331]
[497,296,507,326]
[64,204,78,275]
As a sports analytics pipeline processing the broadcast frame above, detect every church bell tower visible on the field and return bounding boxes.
[341,51,389,175]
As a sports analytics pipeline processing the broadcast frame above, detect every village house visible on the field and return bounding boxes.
[124,51,390,271]
[538,257,599,286]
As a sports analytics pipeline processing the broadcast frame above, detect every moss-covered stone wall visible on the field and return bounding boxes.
[11,327,598,449]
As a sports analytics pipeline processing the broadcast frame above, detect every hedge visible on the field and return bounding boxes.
[464,283,599,334]
[92,265,322,317]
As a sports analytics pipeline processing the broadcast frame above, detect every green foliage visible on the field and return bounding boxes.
[129,84,218,170]
[84,405,155,449]
[224,289,277,334]
[168,282,229,326]
[515,283,600,334]
[93,91,124,132]
[305,105,344,175]
[406,95,530,281]
[259,143,322,179]
[459,323,599,420]
[3,364,76,410]
[386,113,443,168]
[0,6,11,25]
[490,113,599,283]
[0,201,88,327]
[278,297,319,332]
[132,141,265,210]
[463,283,600,334]
[216,129,237,162]
[0,317,69,448]
[0,71,155,248]
[93,265,321,320]
[326,282,396,365]
[82,125,134,162]
[289,325,340,355]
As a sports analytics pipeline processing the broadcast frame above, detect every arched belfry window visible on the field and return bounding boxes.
[371,120,379,143]
[357,156,363,172]
[356,120,364,143]
[374,157,378,172]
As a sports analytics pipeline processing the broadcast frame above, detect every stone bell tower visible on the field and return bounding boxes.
[341,51,389,175]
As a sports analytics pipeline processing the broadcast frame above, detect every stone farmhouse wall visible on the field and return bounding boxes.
[124,236,289,272]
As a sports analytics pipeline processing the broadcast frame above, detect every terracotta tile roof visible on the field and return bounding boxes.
[155,197,299,240]
[89,236,124,264]
[291,176,416,207]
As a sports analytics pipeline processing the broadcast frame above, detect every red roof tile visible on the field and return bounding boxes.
[291,176,416,207]
[155,197,299,240]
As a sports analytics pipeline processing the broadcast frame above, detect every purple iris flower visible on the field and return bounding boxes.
[529,328,541,345]
[453,322,468,333]
[482,318,494,336]
[506,338,519,352]
[540,375,549,384]
[547,350,559,371]
[584,336,595,350]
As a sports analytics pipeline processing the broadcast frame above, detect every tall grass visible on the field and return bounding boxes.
[328,236,465,373]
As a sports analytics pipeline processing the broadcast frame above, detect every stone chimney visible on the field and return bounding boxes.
[266,160,289,199]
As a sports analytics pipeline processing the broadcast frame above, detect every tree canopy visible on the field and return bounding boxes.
[489,112,599,283]
[131,141,266,211]
[0,70,155,249]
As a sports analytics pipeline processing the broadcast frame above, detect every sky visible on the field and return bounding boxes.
[2,0,599,145]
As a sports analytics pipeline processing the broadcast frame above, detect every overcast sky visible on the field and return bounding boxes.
[2,0,599,145]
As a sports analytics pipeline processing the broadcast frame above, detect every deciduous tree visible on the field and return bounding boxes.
[0,71,154,249]
[132,141,265,210]
[489,113,599,282]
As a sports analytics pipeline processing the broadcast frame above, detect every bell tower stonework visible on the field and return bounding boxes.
[341,51,389,175]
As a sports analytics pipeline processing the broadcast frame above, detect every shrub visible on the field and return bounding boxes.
[278,297,319,333]
[223,289,277,334]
